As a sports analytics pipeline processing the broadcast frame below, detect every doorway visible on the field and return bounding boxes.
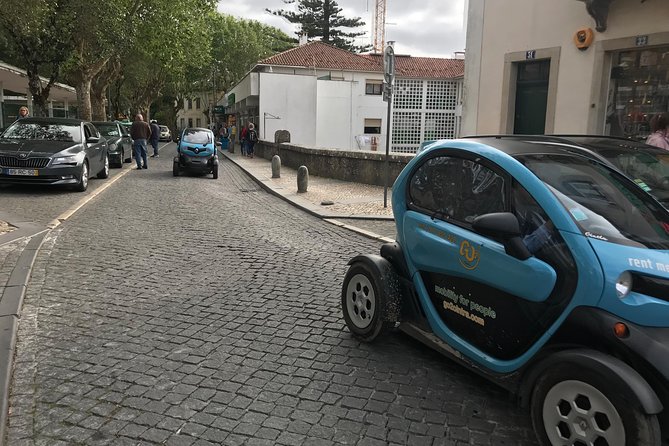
[513,60,550,134]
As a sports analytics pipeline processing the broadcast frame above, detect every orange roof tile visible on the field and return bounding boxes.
[258,41,463,79]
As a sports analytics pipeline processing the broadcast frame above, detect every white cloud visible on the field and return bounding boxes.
[217,0,466,57]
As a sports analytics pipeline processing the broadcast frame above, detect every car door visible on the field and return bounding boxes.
[119,124,132,159]
[84,123,104,173]
[402,152,577,361]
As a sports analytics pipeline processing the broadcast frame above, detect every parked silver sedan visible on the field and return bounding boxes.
[0,117,109,192]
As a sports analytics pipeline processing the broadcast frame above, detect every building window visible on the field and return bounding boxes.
[187,99,193,110]
[196,98,201,110]
[188,118,193,127]
[180,118,185,129]
[364,118,382,134]
[365,81,383,95]
[196,118,201,128]
[608,47,669,140]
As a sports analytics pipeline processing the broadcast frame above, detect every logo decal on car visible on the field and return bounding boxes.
[459,240,480,270]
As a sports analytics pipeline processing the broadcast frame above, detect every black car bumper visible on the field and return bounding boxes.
[0,165,82,185]
[176,154,218,172]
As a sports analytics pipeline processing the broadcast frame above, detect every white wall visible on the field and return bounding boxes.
[259,72,317,146]
[465,0,669,134]
[316,80,352,149]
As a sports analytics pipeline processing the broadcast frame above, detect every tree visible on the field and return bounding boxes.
[0,0,75,117]
[267,0,370,52]
[209,14,294,93]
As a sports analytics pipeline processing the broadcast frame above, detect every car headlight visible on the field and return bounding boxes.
[615,271,633,298]
[51,153,84,166]
[108,143,118,151]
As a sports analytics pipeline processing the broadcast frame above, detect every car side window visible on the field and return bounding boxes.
[409,155,506,225]
[84,125,92,139]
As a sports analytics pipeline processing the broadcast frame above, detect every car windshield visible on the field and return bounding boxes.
[517,154,669,249]
[94,124,120,137]
[1,122,81,143]
[595,149,669,208]
[160,126,168,132]
[183,129,211,144]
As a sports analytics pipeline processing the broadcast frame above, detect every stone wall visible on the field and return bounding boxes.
[253,142,414,186]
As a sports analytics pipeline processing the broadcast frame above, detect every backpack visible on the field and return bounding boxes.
[249,129,258,142]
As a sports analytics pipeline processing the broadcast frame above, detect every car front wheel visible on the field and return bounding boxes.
[531,365,661,446]
[75,160,89,192]
[97,154,109,179]
[173,161,179,177]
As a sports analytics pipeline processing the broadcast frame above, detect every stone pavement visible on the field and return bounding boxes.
[221,150,397,242]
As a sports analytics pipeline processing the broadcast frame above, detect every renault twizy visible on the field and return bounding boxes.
[173,127,218,179]
[342,138,669,446]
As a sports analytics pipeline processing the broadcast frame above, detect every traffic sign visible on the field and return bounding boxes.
[384,42,395,86]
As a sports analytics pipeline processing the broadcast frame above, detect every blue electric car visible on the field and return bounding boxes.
[342,138,669,446]
[173,127,218,179]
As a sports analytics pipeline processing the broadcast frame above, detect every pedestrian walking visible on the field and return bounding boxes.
[646,113,669,151]
[149,120,160,157]
[130,114,151,169]
[240,123,249,156]
[17,106,29,120]
[247,123,258,158]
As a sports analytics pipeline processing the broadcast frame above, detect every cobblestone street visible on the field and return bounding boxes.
[5,149,537,445]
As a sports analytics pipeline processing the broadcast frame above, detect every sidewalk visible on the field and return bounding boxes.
[223,148,397,242]
[223,149,394,219]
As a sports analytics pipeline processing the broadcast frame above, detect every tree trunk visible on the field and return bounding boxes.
[91,87,107,121]
[26,70,52,118]
[76,77,93,121]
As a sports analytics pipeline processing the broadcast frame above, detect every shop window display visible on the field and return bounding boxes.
[607,47,669,140]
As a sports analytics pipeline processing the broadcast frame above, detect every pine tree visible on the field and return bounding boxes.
[267,0,371,53]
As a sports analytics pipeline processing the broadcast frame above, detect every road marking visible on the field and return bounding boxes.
[47,167,133,229]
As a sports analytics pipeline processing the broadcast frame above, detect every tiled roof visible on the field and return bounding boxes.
[363,54,464,79]
[258,41,463,79]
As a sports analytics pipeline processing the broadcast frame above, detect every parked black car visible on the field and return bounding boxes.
[92,121,133,168]
[0,117,109,191]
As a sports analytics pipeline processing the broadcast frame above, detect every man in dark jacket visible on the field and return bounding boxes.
[149,120,160,158]
[130,114,151,169]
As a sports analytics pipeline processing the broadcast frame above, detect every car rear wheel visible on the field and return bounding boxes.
[341,261,400,342]
[97,154,110,179]
[74,160,89,192]
[531,365,661,446]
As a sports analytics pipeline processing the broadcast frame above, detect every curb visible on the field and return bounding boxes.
[222,153,396,241]
[0,230,48,446]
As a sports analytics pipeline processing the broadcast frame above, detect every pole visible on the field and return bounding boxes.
[383,96,392,208]
[382,41,395,208]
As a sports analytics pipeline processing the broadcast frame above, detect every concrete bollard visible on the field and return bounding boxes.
[271,155,281,178]
[297,165,308,193]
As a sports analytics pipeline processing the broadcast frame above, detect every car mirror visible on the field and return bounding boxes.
[472,212,531,260]
[86,136,101,144]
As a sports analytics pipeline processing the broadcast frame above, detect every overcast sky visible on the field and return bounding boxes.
[217,0,467,58]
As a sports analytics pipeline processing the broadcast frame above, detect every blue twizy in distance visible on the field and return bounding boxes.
[342,138,669,446]
[173,127,218,179]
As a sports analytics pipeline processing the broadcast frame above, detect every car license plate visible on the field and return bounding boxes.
[4,168,38,176]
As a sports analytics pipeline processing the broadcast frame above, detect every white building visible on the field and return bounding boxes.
[0,61,77,127]
[463,0,669,139]
[226,41,464,154]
